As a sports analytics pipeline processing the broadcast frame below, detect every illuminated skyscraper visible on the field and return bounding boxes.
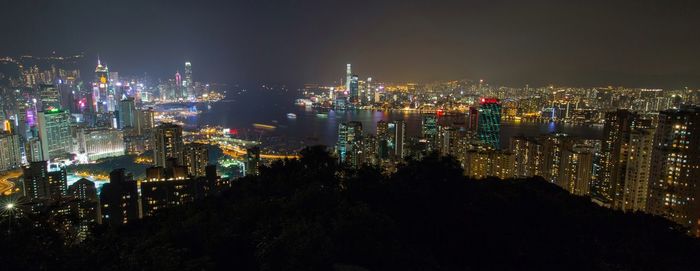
[619,128,654,211]
[389,120,406,159]
[118,97,136,129]
[337,121,363,166]
[37,109,72,160]
[39,84,61,110]
[421,115,438,149]
[175,71,183,98]
[94,58,109,112]
[647,106,700,237]
[349,75,359,103]
[184,62,193,98]
[598,109,653,209]
[152,123,184,167]
[345,64,352,93]
[477,98,501,149]
[557,144,594,196]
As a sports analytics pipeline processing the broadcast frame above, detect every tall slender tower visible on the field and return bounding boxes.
[184,62,194,98]
[345,64,352,93]
[94,57,109,112]
[175,71,182,99]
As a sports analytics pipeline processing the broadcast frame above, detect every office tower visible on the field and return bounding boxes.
[94,58,109,112]
[647,106,700,237]
[245,146,261,176]
[364,77,373,105]
[46,163,68,198]
[175,71,183,98]
[37,109,72,160]
[349,75,359,104]
[0,132,21,171]
[390,120,406,159]
[184,62,193,86]
[421,115,438,143]
[100,169,140,225]
[118,97,136,129]
[152,123,184,167]
[184,62,194,98]
[22,161,48,200]
[184,143,209,177]
[76,128,125,162]
[345,64,352,94]
[337,121,363,166]
[39,84,61,110]
[477,98,501,149]
[67,178,99,239]
[557,145,594,196]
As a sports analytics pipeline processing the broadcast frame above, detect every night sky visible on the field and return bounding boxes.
[2,0,700,88]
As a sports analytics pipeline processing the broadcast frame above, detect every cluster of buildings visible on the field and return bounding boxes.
[335,97,700,237]
[300,65,699,125]
[15,121,230,240]
[0,54,226,171]
[0,54,236,240]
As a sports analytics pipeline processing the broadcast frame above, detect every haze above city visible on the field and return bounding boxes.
[2,0,700,88]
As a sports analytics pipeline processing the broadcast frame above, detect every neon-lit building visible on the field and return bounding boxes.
[477,98,501,149]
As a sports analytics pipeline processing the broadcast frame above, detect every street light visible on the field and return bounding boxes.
[4,202,15,235]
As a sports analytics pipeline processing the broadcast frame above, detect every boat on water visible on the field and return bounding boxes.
[316,112,328,118]
[287,113,297,119]
[295,99,313,107]
[253,123,276,130]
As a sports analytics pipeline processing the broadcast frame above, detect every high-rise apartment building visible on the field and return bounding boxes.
[152,123,184,167]
[647,106,700,236]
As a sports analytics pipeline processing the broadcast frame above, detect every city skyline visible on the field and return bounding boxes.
[2,0,700,88]
[1,1,699,270]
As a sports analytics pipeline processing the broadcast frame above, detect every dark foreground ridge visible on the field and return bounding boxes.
[2,146,698,270]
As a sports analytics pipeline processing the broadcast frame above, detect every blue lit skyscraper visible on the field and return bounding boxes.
[477,98,501,149]
[337,121,363,166]
[349,75,359,104]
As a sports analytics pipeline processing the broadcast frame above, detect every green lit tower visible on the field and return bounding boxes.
[477,98,501,149]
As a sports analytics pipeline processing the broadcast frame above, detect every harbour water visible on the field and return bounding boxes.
[184,87,604,149]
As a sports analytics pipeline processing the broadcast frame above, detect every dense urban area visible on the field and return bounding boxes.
[0,53,698,270]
